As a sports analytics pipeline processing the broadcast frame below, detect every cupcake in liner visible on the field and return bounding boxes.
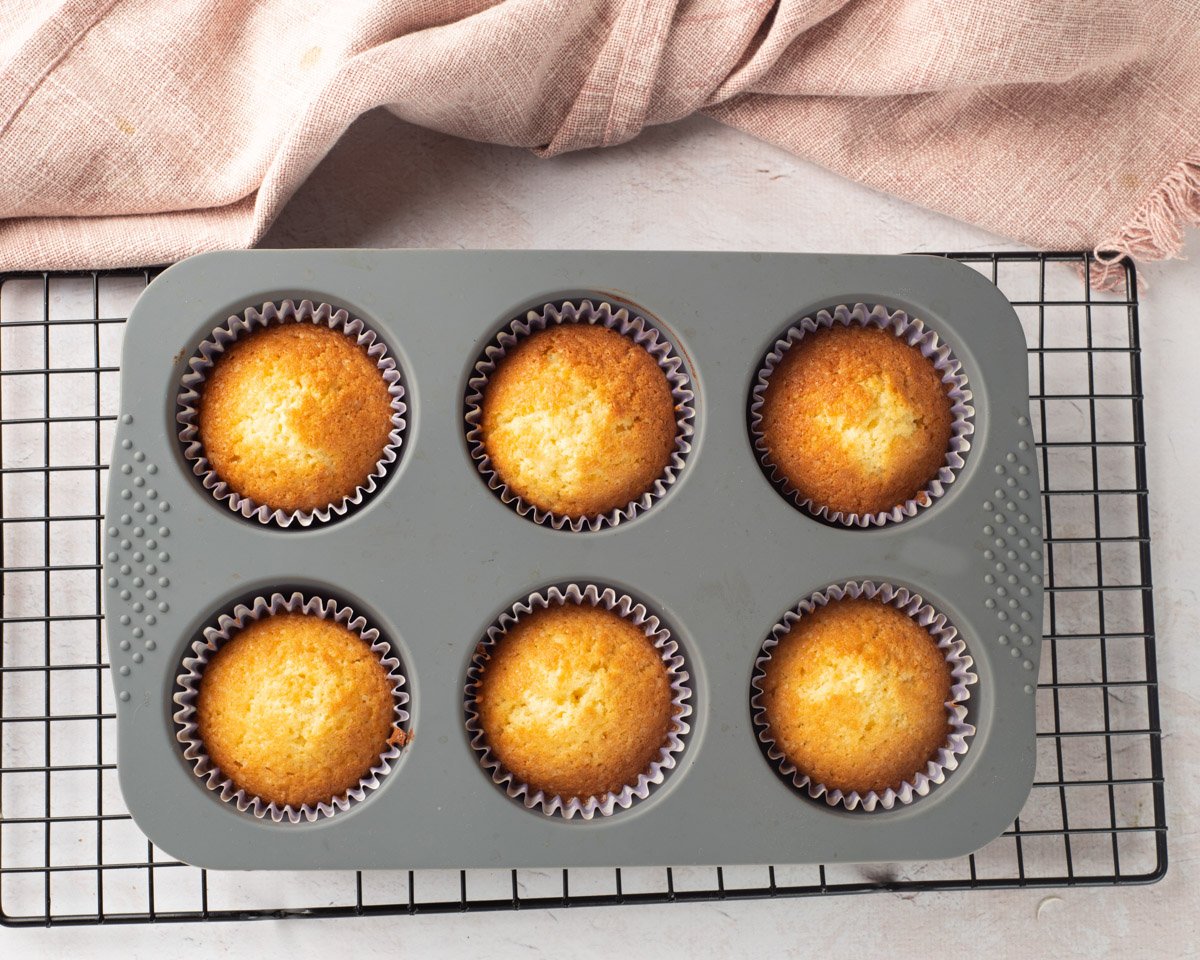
[177,299,407,527]
[750,580,976,812]
[749,303,974,527]
[172,591,410,824]
[464,300,695,532]
[465,583,692,819]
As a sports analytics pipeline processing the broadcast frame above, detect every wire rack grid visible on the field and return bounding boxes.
[0,252,1165,926]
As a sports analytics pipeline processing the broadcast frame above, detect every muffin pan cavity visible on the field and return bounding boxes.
[749,303,974,527]
[466,582,692,820]
[751,580,976,812]
[107,250,1041,870]
[176,299,407,527]
[464,298,695,531]
[173,591,410,823]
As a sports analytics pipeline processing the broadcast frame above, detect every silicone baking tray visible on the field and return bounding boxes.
[101,250,1043,871]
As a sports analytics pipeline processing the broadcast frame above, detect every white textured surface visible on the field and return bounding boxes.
[4,110,1197,957]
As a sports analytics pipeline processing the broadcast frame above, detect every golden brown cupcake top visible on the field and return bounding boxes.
[475,603,674,801]
[196,323,395,514]
[758,324,953,516]
[196,612,398,809]
[759,597,952,795]
[478,323,676,518]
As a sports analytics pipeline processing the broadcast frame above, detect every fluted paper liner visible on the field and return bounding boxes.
[750,580,976,812]
[464,300,695,531]
[177,299,407,527]
[465,583,692,819]
[172,591,410,823]
[749,303,974,527]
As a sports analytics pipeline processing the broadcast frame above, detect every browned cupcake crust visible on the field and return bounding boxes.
[759,597,952,795]
[196,612,397,809]
[478,323,676,518]
[475,603,674,801]
[196,323,395,514]
[758,324,953,516]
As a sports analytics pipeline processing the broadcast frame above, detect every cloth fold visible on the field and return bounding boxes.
[1,0,1198,280]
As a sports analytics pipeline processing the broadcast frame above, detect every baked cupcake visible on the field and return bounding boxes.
[470,589,687,813]
[189,311,399,516]
[757,320,954,518]
[193,609,402,810]
[757,595,955,798]
[476,320,677,520]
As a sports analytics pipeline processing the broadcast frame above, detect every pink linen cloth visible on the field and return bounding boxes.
[1,0,1198,283]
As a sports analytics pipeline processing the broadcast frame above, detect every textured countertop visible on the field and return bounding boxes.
[5,110,1196,958]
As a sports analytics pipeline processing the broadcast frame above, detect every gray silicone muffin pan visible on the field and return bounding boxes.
[104,250,1043,871]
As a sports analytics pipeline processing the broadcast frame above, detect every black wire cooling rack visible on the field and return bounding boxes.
[0,251,1165,926]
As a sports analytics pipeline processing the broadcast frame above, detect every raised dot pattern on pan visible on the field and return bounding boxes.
[980,415,1045,692]
[107,413,171,703]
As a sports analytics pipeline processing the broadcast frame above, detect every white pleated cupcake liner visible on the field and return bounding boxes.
[464,300,695,532]
[176,299,407,527]
[749,303,974,527]
[465,583,692,819]
[750,580,976,812]
[172,591,410,824]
